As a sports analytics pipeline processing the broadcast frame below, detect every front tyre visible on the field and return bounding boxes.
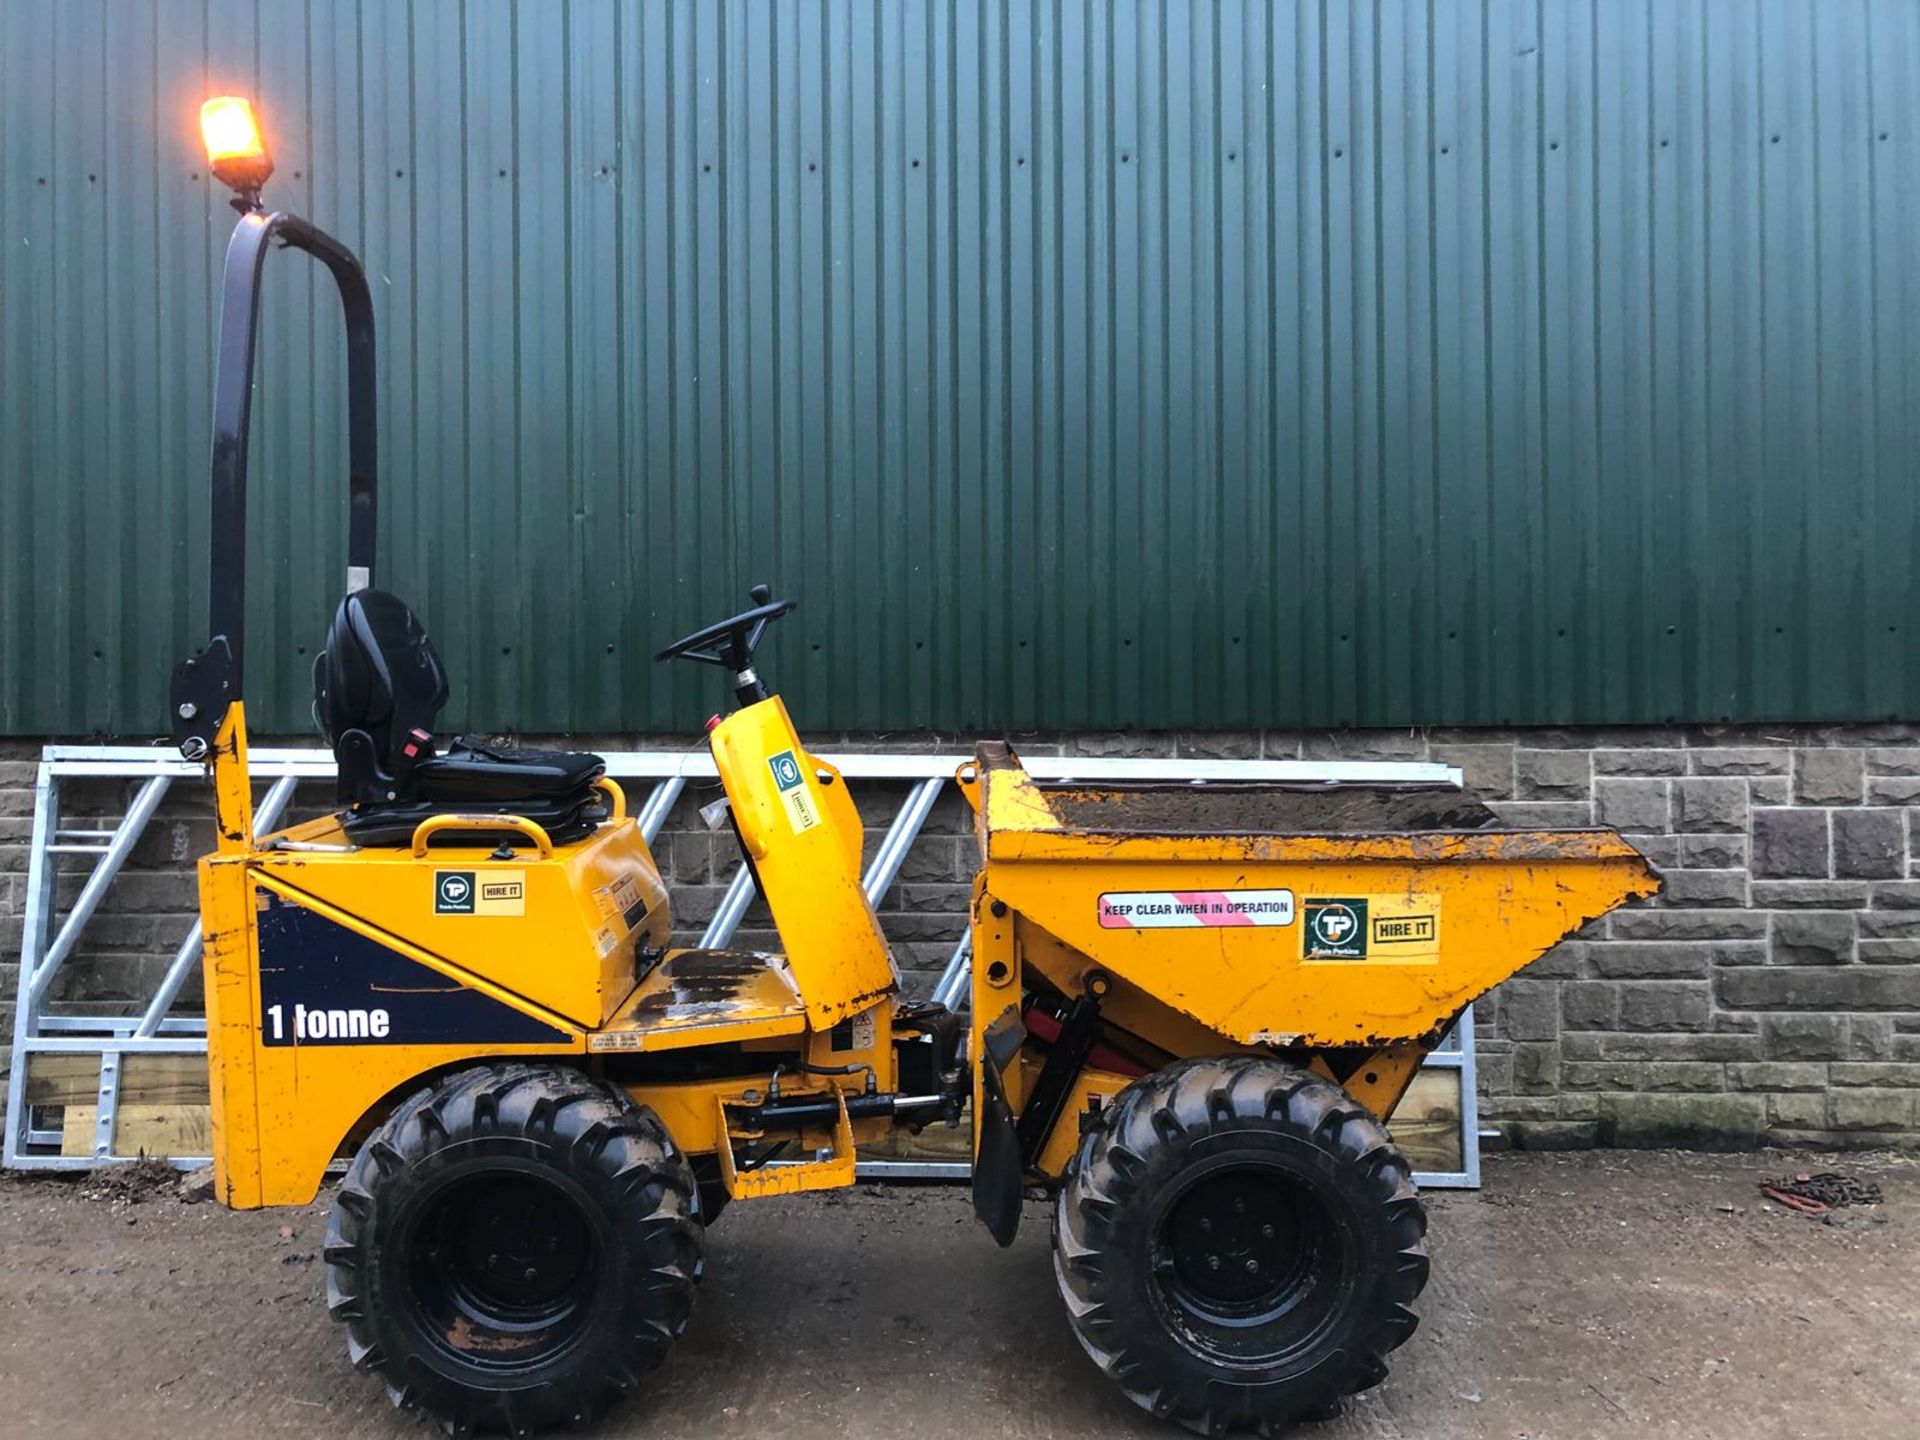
[324,1063,702,1436]
[1053,1057,1428,1435]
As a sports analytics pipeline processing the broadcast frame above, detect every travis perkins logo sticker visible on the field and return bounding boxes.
[434,870,527,917]
[1302,896,1444,960]
[1303,898,1368,958]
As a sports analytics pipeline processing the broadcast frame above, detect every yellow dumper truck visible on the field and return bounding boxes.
[173,98,1658,1436]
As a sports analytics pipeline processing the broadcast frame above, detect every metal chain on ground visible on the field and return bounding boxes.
[1760,1171,1883,1214]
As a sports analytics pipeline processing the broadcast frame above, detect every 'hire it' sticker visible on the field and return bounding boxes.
[434,869,526,917]
[1303,894,1443,961]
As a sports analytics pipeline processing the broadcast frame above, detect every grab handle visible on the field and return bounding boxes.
[409,813,556,859]
[594,776,628,822]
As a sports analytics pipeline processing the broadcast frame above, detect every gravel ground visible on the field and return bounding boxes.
[0,1148,1912,1439]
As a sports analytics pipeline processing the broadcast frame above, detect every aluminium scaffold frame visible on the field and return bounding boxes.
[5,745,1482,1187]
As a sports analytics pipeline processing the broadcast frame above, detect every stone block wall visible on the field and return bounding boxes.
[5,724,1920,1150]
[1479,727,1920,1149]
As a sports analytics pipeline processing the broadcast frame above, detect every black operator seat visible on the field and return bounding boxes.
[312,589,608,846]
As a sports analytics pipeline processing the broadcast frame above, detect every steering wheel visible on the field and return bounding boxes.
[653,583,796,704]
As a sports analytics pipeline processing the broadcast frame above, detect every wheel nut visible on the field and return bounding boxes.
[1245,1259,1260,1274]
[524,1267,538,1282]
[1261,1223,1274,1238]
[1232,1197,1246,1214]
[1207,1255,1220,1270]
[1198,1218,1212,1232]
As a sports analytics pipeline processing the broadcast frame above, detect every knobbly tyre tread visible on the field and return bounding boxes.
[1052,1056,1428,1436]
[324,1063,703,1436]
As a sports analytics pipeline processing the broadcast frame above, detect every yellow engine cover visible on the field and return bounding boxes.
[253,812,668,1029]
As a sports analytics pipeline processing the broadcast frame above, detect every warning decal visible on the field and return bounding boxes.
[594,874,647,933]
[768,749,820,834]
[1098,889,1296,929]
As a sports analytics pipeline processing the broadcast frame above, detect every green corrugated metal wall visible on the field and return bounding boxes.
[3,1,1918,736]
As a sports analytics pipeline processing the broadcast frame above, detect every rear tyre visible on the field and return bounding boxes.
[324,1063,702,1436]
[1053,1056,1428,1435]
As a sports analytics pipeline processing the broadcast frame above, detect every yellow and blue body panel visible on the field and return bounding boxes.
[196,695,902,1208]
[199,827,644,1207]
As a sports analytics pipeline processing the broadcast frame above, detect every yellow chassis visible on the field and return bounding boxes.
[196,700,1656,1210]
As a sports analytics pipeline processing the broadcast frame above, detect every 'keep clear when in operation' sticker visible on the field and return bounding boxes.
[767,749,820,834]
[1098,890,1296,929]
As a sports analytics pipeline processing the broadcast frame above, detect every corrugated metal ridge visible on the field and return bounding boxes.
[3,1,1916,735]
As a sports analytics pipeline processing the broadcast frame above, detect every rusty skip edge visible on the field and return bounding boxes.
[989,825,1665,867]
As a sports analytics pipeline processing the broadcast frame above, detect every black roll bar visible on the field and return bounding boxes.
[171,207,378,756]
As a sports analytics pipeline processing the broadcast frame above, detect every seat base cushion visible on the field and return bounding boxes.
[412,738,606,803]
[340,789,609,849]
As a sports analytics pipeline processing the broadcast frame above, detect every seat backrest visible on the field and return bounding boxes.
[313,589,449,802]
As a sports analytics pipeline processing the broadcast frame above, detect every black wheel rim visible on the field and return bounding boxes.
[1148,1154,1360,1368]
[397,1162,602,1373]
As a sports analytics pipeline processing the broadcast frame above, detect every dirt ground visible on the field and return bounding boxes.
[0,1149,1912,1440]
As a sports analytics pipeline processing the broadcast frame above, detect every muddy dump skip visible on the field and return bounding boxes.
[965,743,1660,1047]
